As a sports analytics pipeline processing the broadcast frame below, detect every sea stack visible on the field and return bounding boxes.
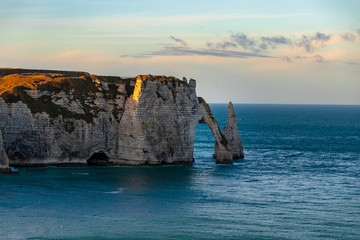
[215,101,244,162]
[0,130,13,174]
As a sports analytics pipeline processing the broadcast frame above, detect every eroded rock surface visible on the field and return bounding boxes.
[0,68,238,167]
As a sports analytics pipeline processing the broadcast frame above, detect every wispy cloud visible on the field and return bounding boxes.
[340,32,357,42]
[281,56,292,63]
[169,36,187,47]
[298,32,331,52]
[297,32,359,52]
[343,61,358,65]
[123,29,359,65]
[285,55,329,64]
[230,33,261,52]
[0,12,315,27]
[210,31,359,53]
[312,55,325,63]
[261,36,292,49]
[79,34,165,38]
[135,46,273,59]
[209,33,293,52]
[214,41,237,49]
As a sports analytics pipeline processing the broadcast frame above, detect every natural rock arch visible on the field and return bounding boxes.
[196,98,233,164]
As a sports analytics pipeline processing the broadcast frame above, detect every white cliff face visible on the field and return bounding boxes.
[0,69,242,167]
[110,75,233,165]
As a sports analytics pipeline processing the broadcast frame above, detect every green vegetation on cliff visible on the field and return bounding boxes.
[0,68,135,124]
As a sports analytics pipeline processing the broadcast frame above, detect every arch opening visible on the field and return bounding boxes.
[87,151,109,166]
[193,120,216,163]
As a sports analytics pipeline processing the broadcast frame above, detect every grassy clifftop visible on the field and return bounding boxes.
[0,69,191,124]
[0,68,99,96]
[0,68,132,123]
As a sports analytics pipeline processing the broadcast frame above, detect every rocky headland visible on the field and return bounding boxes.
[0,68,243,173]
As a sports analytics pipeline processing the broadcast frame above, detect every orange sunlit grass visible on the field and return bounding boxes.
[0,72,89,95]
[0,74,54,95]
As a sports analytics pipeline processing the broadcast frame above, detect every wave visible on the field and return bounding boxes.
[104,187,127,194]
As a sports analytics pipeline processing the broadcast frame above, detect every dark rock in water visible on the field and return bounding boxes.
[0,168,18,175]
[215,101,244,161]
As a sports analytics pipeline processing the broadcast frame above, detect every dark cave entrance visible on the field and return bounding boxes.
[87,151,109,166]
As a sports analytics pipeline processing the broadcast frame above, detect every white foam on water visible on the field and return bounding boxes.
[104,187,127,194]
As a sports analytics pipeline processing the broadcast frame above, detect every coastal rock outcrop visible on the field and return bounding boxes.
[0,130,12,174]
[215,102,244,161]
[0,68,242,168]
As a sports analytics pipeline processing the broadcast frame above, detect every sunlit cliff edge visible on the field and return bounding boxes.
[0,68,243,173]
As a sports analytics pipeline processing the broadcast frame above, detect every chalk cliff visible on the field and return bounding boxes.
[0,68,242,170]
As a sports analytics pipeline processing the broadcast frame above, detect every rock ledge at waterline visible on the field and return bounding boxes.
[0,68,243,172]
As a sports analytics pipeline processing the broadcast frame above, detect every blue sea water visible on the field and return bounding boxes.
[1,104,360,240]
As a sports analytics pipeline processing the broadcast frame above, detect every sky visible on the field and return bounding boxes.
[0,0,359,104]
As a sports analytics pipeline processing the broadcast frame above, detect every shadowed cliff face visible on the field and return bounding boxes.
[0,130,14,174]
[0,68,239,167]
[0,130,9,166]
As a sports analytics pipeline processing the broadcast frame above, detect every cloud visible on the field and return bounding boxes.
[340,32,356,41]
[126,30,358,64]
[169,36,187,46]
[215,41,237,49]
[298,32,332,52]
[343,61,358,65]
[230,33,258,52]
[212,30,359,54]
[212,33,293,52]
[281,56,292,63]
[139,46,273,59]
[312,55,325,63]
[283,55,328,64]
[296,31,359,52]
[260,36,292,49]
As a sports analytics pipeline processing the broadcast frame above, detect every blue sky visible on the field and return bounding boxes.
[1,0,359,104]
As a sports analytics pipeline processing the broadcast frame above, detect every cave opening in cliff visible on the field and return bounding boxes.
[87,151,109,166]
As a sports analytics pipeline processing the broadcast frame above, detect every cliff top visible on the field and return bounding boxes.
[0,68,192,123]
[0,68,189,96]
[0,68,120,96]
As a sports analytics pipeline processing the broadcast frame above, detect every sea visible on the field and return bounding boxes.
[0,104,359,240]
